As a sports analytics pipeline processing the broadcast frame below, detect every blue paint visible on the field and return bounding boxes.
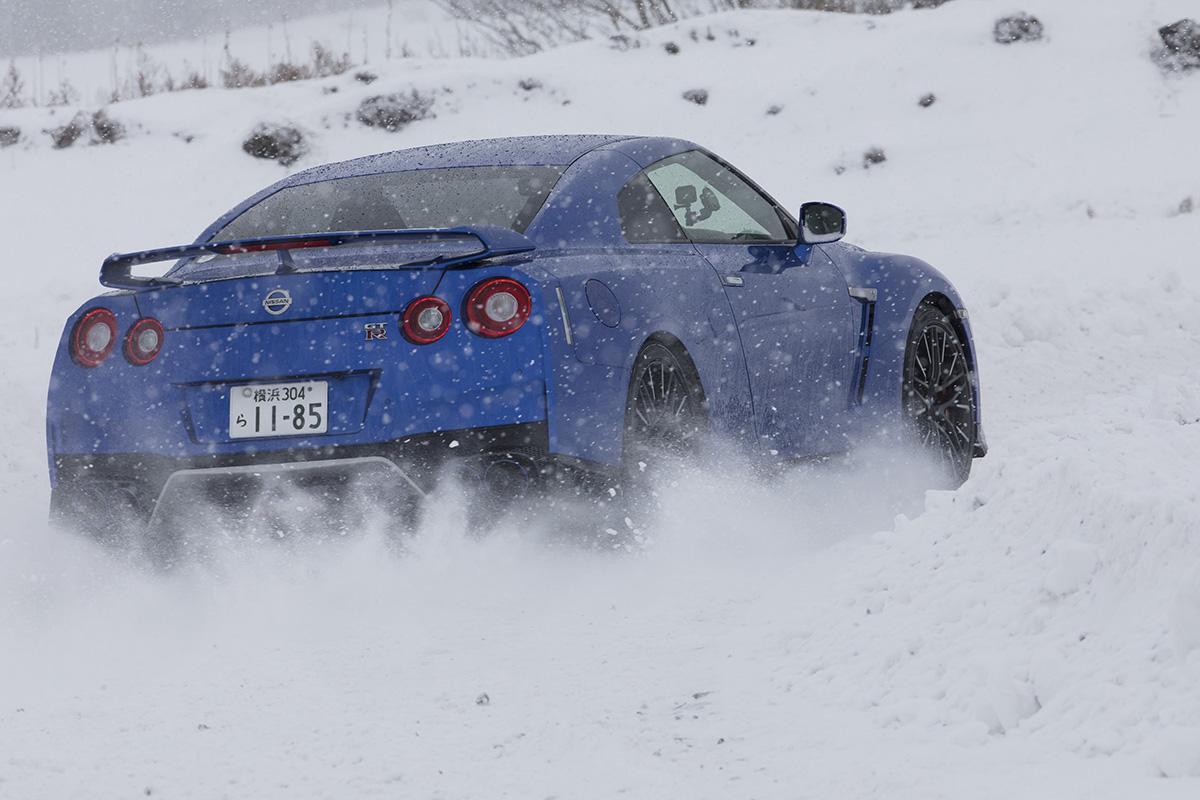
[47,135,982,490]
[584,279,621,328]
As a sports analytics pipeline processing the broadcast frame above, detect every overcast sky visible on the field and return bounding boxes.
[0,0,384,57]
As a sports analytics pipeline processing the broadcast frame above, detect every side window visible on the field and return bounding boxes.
[618,173,688,243]
[644,151,790,244]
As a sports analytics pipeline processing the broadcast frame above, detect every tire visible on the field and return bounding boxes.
[622,340,708,483]
[902,302,978,486]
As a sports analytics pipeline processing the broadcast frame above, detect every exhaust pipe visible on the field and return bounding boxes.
[480,454,537,498]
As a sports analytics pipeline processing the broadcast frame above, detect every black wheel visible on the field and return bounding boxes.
[902,302,977,486]
[599,340,707,546]
[623,340,707,478]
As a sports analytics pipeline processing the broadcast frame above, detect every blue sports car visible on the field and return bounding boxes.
[47,135,985,536]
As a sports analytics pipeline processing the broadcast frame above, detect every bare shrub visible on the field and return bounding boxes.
[181,72,209,90]
[1,61,25,109]
[0,126,20,147]
[90,110,125,144]
[44,110,125,148]
[609,33,642,51]
[48,114,88,149]
[222,41,350,89]
[356,91,435,132]
[223,57,266,89]
[434,1,938,55]
[682,88,709,105]
[433,1,624,54]
[268,61,312,84]
[46,79,80,107]
[311,42,352,78]
[125,44,171,97]
[784,1,952,11]
[242,123,307,166]
[785,0,903,12]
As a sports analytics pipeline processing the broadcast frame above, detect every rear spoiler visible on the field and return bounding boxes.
[99,226,536,289]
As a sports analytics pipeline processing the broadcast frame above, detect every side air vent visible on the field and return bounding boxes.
[847,287,877,405]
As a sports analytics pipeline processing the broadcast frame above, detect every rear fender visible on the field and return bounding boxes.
[529,248,755,466]
[46,294,144,486]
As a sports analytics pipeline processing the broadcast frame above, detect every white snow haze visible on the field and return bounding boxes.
[2,0,1200,797]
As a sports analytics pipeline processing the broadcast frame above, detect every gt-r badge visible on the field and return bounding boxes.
[262,289,292,315]
[364,322,388,341]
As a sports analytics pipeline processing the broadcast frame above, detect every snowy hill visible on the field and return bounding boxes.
[1,1,475,106]
[2,0,1200,796]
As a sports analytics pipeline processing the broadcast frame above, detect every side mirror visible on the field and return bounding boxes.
[798,202,846,244]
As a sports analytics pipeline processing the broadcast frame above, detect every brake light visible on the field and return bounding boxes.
[124,318,164,365]
[464,278,531,338]
[401,296,452,344]
[216,238,332,254]
[70,308,118,367]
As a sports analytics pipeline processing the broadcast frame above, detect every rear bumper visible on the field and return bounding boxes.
[51,422,552,528]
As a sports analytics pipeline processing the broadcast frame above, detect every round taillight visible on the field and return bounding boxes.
[124,318,164,365]
[464,278,532,338]
[70,308,118,368]
[401,296,452,344]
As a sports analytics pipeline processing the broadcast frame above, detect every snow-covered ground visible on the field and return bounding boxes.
[3,0,1200,796]
[5,1,476,107]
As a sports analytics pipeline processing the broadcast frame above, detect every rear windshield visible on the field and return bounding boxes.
[214,166,564,240]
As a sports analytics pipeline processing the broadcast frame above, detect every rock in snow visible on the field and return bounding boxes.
[994,13,1044,44]
[1154,19,1200,72]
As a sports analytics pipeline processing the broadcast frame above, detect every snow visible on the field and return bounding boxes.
[3,0,1200,796]
[5,1,470,107]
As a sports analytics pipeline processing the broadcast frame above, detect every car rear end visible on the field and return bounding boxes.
[47,239,555,533]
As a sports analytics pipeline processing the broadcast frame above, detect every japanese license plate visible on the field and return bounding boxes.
[229,381,328,439]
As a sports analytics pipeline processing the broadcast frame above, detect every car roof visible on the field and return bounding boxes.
[198,135,702,243]
[280,135,647,187]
